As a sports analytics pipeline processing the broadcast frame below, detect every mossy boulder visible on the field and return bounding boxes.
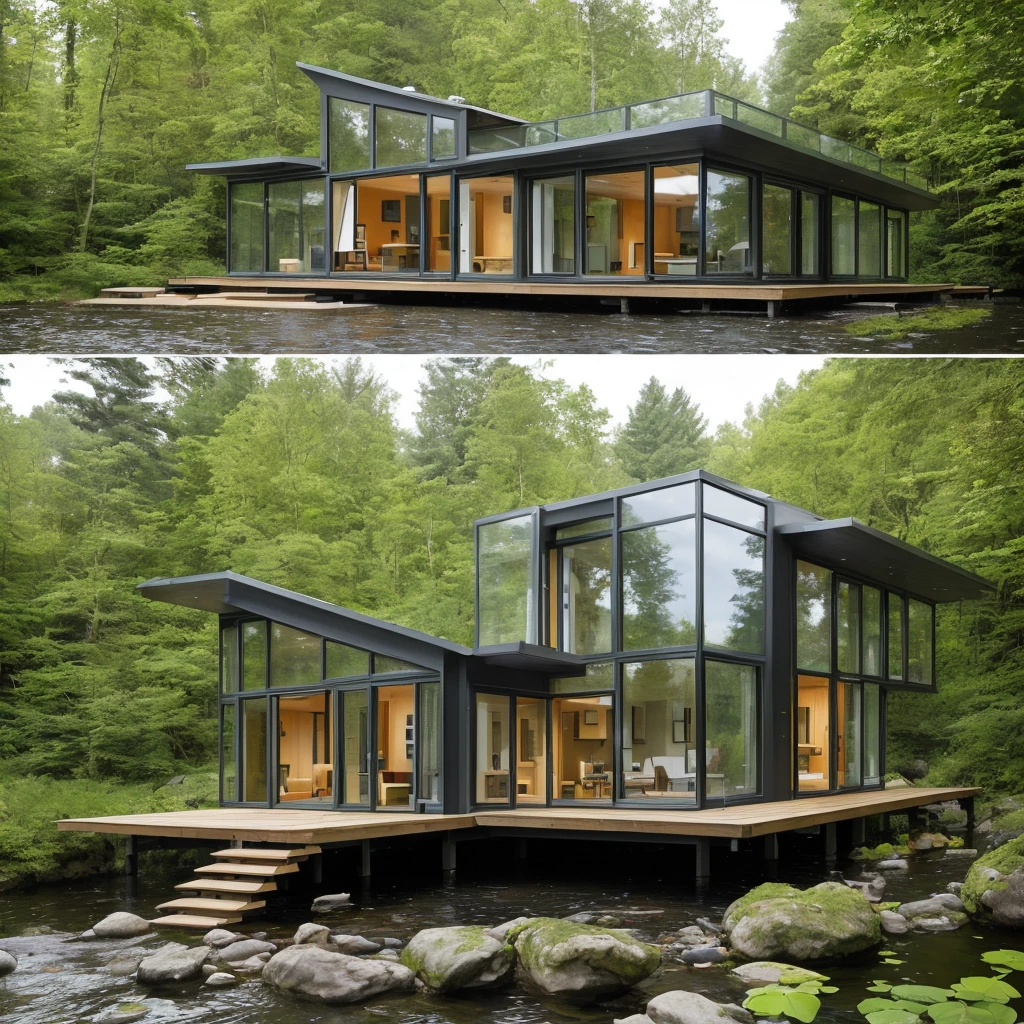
[962,835,1024,927]
[262,944,416,1005]
[511,916,662,1000]
[722,882,880,961]
[400,925,515,992]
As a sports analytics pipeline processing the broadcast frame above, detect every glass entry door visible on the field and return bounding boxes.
[339,688,370,807]
[374,684,416,812]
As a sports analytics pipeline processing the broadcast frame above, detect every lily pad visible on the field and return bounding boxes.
[860,998,899,1013]
[928,1002,1016,1024]
[744,987,822,1022]
[866,1009,921,1024]
[951,978,1021,1004]
[891,986,956,1004]
[886,959,907,965]
[982,951,1024,973]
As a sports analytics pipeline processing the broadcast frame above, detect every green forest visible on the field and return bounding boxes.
[1,0,1022,302]
[0,355,1022,885]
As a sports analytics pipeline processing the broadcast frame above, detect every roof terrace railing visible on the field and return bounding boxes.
[467,89,928,190]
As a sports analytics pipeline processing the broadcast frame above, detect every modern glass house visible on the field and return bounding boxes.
[187,65,935,287]
[139,472,990,817]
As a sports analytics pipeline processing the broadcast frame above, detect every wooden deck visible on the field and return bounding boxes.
[57,786,977,844]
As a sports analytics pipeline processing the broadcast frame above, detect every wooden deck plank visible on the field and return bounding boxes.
[174,879,277,894]
[194,861,299,878]
[151,914,243,929]
[156,897,266,913]
[210,846,320,861]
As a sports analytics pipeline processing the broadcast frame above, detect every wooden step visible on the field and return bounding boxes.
[150,914,243,929]
[194,861,300,878]
[174,878,278,895]
[210,845,320,862]
[156,897,266,914]
[221,292,316,302]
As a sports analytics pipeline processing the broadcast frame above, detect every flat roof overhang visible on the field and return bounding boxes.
[462,117,936,211]
[472,642,588,675]
[777,519,994,602]
[186,157,323,182]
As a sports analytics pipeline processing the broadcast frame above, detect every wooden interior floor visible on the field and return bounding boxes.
[57,786,977,844]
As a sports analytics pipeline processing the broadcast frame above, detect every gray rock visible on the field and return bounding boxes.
[381,937,403,949]
[201,964,218,976]
[731,962,828,985]
[947,882,965,895]
[696,918,723,935]
[330,934,381,955]
[679,946,728,965]
[675,926,711,947]
[293,923,331,946]
[262,943,416,1005]
[400,925,515,992]
[513,917,662,999]
[980,870,1024,927]
[614,1015,653,1024]
[203,928,243,948]
[945,849,979,859]
[97,1003,151,1024]
[0,949,16,977]
[106,952,145,977]
[563,912,600,924]
[374,949,400,962]
[137,942,210,985]
[311,893,352,913]
[92,913,152,939]
[876,859,910,870]
[80,929,97,939]
[914,915,967,933]
[597,915,624,927]
[218,938,276,962]
[646,990,754,1024]
[978,866,1002,882]
[235,955,268,974]
[204,972,237,987]
[487,917,530,943]
[880,911,909,935]
[897,894,964,918]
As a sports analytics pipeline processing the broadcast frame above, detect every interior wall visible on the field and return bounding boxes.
[379,685,415,774]
[357,184,416,254]
[475,191,513,257]
[797,674,830,790]
[621,198,644,273]
[427,191,451,270]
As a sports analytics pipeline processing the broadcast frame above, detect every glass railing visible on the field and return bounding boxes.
[467,89,927,190]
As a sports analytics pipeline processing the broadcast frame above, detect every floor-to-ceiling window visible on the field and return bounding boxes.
[341,688,369,806]
[459,175,515,274]
[418,682,441,806]
[229,183,265,273]
[831,195,856,275]
[800,191,820,275]
[585,170,646,275]
[267,179,325,273]
[796,675,830,791]
[704,169,752,275]
[551,695,613,801]
[516,697,547,803]
[554,521,612,655]
[531,176,575,274]
[705,660,759,799]
[276,692,332,804]
[858,201,881,278]
[425,175,451,272]
[476,693,511,803]
[886,209,907,278]
[762,184,793,275]
[375,684,416,811]
[336,174,421,272]
[242,697,268,802]
[220,704,237,801]
[651,163,699,275]
[477,513,537,646]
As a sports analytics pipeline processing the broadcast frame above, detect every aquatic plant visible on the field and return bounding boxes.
[743,973,838,1022]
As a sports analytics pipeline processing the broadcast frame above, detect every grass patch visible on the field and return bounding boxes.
[846,306,992,339]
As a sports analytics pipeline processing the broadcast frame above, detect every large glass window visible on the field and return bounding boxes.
[703,520,765,653]
[703,484,765,530]
[551,661,613,693]
[426,175,451,272]
[419,682,441,806]
[242,620,267,690]
[342,688,369,805]
[585,170,646,276]
[229,183,264,273]
[551,695,612,801]
[375,655,425,674]
[331,180,355,271]
[704,169,752,275]
[838,681,862,788]
[267,179,325,273]
[796,674,829,792]
[886,209,907,278]
[888,593,904,680]
[432,116,456,161]
[242,697,268,802]
[832,196,856,275]
[270,623,320,688]
[516,697,547,804]
[907,599,933,685]
[622,520,696,649]
[622,659,696,803]
[862,586,882,676]
[375,107,427,168]
[652,163,699,275]
[325,641,369,679]
[762,184,793,275]
[858,201,881,277]
[376,684,415,811]
[800,191,820,275]
[221,625,239,694]
[864,684,881,785]
[459,176,514,274]
[478,514,535,645]
[621,482,695,527]
[220,704,236,801]
[837,581,860,675]
[351,174,420,272]
[476,693,510,804]
[276,692,332,804]
[531,176,575,274]
[329,98,370,172]
[797,562,831,672]
[705,661,759,799]
[560,536,612,654]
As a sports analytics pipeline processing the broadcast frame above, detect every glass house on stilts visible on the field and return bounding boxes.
[139,471,991,816]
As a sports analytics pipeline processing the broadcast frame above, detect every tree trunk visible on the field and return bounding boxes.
[63,18,78,111]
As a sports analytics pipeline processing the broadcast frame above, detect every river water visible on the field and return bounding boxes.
[1,302,1023,353]
[0,839,1020,1024]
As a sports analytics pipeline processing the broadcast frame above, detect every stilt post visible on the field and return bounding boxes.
[442,831,457,877]
[851,817,867,845]
[767,300,780,318]
[125,835,138,878]
[695,838,711,880]
[964,796,976,848]
[764,833,779,861]
[360,839,371,878]
[230,839,243,849]
[311,852,323,884]
[824,822,838,862]
[620,297,630,314]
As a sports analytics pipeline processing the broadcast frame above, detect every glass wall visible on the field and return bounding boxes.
[552,695,612,801]
[376,107,427,168]
[705,660,759,799]
[888,593,904,680]
[459,175,514,274]
[419,682,441,806]
[242,620,267,690]
[886,209,907,278]
[837,581,860,674]
[332,180,355,271]
[276,692,332,803]
[832,196,856,274]
[704,169,752,275]
[426,175,451,272]
[270,623,320,687]
[797,562,831,671]
[864,684,881,785]
[907,599,933,685]
[702,520,765,653]
[796,674,829,791]
[762,184,793,275]
[652,163,699,274]
[432,117,456,160]
[862,586,882,676]
[342,688,369,805]
[242,697,267,802]
[838,681,862,788]
[376,684,415,810]
[531,176,575,274]
[560,535,612,654]
[351,174,420,272]
[516,697,547,804]
[622,659,696,802]
[800,191,819,275]
[325,641,369,679]
[858,201,881,277]
[220,704,236,801]
[329,98,371,172]
[229,183,265,272]
[476,693,510,803]
[585,170,646,275]
[267,180,325,273]
[221,625,239,693]
[477,514,536,645]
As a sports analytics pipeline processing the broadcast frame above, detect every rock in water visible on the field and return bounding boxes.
[879,911,909,935]
[137,943,210,985]
[487,917,530,943]
[293,923,331,946]
[511,917,662,1000]
[311,894,351,913]
[678,946,728,965]
[203,928,242,948]
[92,913,152,939]
[646,990,754,1024]
[262,944,416,1005]
[962,837,1024,928]
[204,972,237,987]
[98,1002,151,1024]
[0,949,17,977]
[401,925,515,992]
[331,934,381,955]
[731,962,827,985]
[723,882,880,961]
[218,938,277,962]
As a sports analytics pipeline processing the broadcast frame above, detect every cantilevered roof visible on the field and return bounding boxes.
[777,519,994,602]
[186,156,322,179]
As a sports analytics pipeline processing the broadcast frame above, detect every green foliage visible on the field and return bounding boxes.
[851,842,896,860]
[744,985,822,1023]
[982,952,1024,972]
[845,308,992,340]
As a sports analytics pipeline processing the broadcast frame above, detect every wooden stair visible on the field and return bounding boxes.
[152,845,320,931]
